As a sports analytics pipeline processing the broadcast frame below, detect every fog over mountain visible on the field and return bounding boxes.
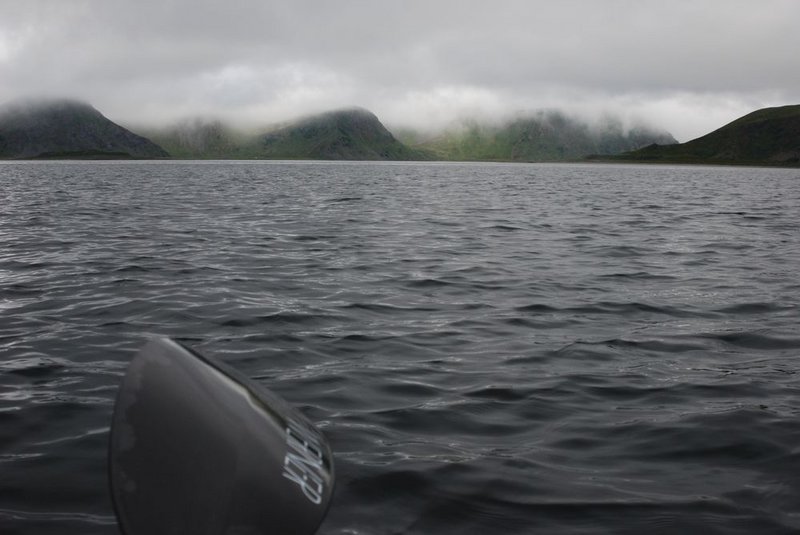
[2,1,799,142]
[0,98,168,159]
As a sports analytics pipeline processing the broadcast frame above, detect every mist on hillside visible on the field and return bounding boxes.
[102,90,761,145]
[0,86,774,146]
[0,83,770,145]
[116,99,682,147]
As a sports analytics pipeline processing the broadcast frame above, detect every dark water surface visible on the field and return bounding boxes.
[1,161,800,534]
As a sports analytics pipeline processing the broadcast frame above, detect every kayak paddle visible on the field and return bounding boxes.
[108,337,334,535]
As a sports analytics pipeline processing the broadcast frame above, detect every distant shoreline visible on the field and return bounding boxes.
[5,156,799,169]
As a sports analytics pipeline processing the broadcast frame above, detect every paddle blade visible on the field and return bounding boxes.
[109,337,334,535]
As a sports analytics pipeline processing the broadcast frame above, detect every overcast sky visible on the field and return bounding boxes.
[1,0,799,141]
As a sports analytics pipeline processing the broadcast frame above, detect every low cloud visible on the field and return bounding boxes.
[2,0,799,141]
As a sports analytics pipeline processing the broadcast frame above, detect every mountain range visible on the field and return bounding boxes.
[1,97,799,166]
[142,108,674,162]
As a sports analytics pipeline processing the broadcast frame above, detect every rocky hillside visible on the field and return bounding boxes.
[0,99,168,159]
[608,105,800,165]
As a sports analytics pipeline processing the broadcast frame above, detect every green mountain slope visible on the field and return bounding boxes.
[417,110,676,161]
[256,108,431,160]
[140,118,252,159]
[0,98,169,159]
[609,105,800,165]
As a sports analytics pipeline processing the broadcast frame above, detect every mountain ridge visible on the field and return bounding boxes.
[256,107,432,160]
[602,105,800,166]
[0,98,169,159]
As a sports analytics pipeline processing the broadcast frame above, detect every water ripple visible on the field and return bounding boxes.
[1,161,800,534]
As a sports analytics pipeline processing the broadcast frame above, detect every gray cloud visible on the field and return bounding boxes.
[1,0,799,141]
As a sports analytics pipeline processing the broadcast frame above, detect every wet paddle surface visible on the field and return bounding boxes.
[1,161,800,534]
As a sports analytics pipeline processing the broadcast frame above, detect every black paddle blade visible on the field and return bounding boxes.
[109,337,334,535]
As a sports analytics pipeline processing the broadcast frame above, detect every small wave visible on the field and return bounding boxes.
[703,331,800,350]
[326,196,363,203]
[503,316,574,329]
[610,408,788,464]
[0,355,70,377]
[514,303,560,313]
[405,278,453,289]
[346,469,430,503]
[514,301,701,318]
[341,303,438,314]
[379,380,442,398]
[713,302,794,315]
[587,244,652,258]
[483,224,523,231]
[596,271,676,281]
[291,234,330,242]
[219,311,338,328]
[112,264,154,273]
[462,385,531,402]
[592,337,709,353]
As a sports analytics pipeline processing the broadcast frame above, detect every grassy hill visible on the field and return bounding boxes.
[140,118,254,159]
[415,110,676,162]
[606,105,800,166]
[256,108,432,160]
[0,98,168,159]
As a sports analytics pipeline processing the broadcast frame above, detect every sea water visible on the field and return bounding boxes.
[1,160,799,534]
